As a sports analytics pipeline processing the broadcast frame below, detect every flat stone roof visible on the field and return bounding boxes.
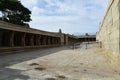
[0,20,60,37]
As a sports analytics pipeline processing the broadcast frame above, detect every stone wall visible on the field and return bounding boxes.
[97,0,120,68]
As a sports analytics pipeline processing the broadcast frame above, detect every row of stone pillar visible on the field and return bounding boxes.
[79,38,96,42]
[68,37,78,45]
[1,31,61,47]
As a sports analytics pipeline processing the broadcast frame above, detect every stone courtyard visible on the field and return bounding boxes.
[0,43,120,80]
[0,0,120,80]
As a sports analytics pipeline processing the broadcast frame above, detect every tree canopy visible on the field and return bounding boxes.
[0,0,31,26]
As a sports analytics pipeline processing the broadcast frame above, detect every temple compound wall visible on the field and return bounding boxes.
[96,0,120,68]
[0,20,78,52]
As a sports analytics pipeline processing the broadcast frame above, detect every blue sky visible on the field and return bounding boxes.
[21,0,108,35]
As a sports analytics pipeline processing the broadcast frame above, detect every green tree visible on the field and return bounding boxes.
[0,0,31,26]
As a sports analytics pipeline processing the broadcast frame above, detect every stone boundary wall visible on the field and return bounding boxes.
[97,0,120,68]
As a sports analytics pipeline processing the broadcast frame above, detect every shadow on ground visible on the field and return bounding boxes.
[0,47,68,80]
[0,68,30,80]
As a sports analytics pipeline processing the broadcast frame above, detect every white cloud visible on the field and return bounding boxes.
[21,0,108,34]
[21,0,38,8]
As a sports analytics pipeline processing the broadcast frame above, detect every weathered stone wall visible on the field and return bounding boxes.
[97,0,120,68]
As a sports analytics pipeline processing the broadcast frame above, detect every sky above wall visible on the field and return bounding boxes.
[21,0,108,35]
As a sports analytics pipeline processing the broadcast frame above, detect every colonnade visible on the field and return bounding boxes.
[0,29,60,47]
[68,37,78,45]
[79,37,96,42]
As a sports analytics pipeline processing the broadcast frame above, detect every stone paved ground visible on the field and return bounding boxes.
[0,43,120,80]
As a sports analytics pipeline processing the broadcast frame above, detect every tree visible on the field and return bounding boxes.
[0,0,31,26]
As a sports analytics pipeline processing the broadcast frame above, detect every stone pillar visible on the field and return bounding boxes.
[49,37,52,45]
[51,37,54,45]
[34,35,37,46]
[85,38,87,42]
[35,35,40,46]
[43,36,46,45]
[92,38,94,41]
[51,37,53,45]
[56,38,59,45]
[55,38,57,45]
[60,34,64,46]
[37,35,40,46]
[0,31,3,47]
[10,31,14,47]
[45,36,48,45]
[58,38,60,45]
[55,38,58,44]
[52,38,55,45]
[21,33,26,47]
[47,36,51,45]
[39,35,41,45]
[54,38,56,44]
[40,36,43,45]
[65,35,68,45]
[30,34,34,46]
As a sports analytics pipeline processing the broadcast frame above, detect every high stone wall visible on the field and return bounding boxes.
[97,0,120,69]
